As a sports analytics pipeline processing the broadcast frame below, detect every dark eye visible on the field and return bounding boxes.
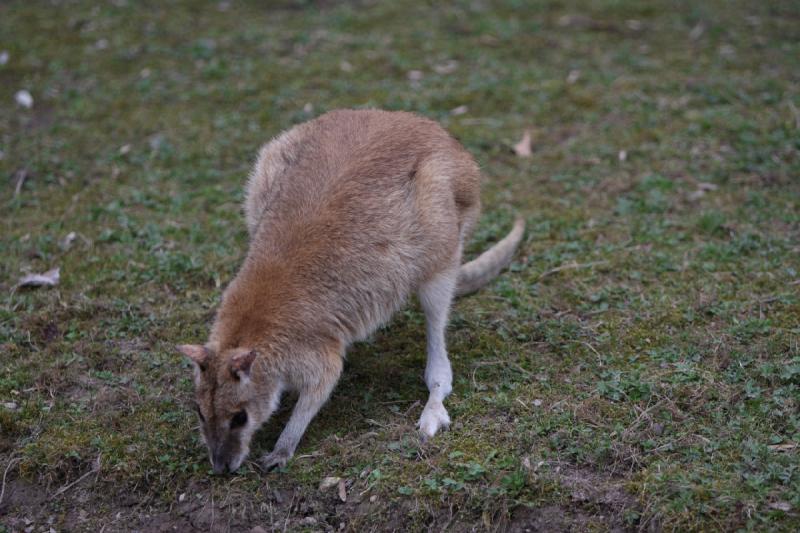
[231,410,247,429]
[194,403,205,422]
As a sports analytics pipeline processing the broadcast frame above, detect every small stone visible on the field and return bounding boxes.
[532,399,543,407]
[0,51,9,65]
[319,476,341,491]
[15,90,33,108]
[250,526,268,533]
[450,105,468,116]
[407,70,423,81]
[178,493,186,502]
[369,495,378,502]
[300,517,317,526]
[566,70,580,84]
[2,401,18,410]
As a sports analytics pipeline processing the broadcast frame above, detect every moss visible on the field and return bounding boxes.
[1,0,799,530]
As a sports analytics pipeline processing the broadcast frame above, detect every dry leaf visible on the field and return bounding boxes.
[15,90,33,109]
[433,60,458,75]
[558,14,593,28]
[450,105,468,116]
[17,267,60,289]
[337,479,347,502]
[626,19,643,31]
[768,501,792,512]
[319,476,341,491]
[767,443,797,452]
[513,130,533,158]
[688,190,706,202]
[688,182,719,201]
[689,23,705,41]
[59,232,77,251]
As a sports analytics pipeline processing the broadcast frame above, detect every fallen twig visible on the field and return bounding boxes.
[0,456,21,508]
[50,454,101,499]
[535,260,608,282]
[13,170,28,197]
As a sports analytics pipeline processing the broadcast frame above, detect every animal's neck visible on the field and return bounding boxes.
[210,259,297,352]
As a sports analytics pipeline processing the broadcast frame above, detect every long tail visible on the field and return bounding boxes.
[455,217,526,297]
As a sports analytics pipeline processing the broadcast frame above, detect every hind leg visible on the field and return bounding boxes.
[417,267,458,439]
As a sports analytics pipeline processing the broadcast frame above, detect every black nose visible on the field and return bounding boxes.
[211,454,229,474]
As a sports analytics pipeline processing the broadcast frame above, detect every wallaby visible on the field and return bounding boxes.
[178,109,525,474]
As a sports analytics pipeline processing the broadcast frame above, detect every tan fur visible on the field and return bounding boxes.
[179,109,525,473]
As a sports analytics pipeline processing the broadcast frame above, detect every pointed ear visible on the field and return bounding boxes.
[230,350,257,380]
[177,344,208,370]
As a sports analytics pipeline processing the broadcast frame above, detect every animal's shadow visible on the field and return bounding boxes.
[251,310,430,456]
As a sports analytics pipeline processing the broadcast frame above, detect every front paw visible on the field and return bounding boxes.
[259,449,291,471]
[418,400,450,440]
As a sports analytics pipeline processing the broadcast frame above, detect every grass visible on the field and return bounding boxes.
[1,0,798,531]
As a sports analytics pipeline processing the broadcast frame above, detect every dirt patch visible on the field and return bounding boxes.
[509,463,639,532]
[0,479,47,515]
[557,466,637,510]
[510,504,625,532]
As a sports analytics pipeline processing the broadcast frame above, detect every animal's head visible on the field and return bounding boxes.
[177,344,282,474]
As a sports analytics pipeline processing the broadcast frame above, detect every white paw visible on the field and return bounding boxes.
[418,400,450,439]
[259,448,291,471]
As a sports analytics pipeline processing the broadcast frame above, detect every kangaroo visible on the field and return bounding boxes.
[177,109,525,474]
